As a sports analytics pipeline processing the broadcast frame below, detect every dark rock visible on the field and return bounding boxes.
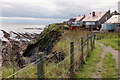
[1,30,40,67]
[1,30,10,39]
[15,52,26,68]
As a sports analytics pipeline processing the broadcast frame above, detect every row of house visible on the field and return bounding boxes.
[101,15,120,32]
[64,10,120,31]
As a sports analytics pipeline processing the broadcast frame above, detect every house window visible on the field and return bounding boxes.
[106,17,108,20]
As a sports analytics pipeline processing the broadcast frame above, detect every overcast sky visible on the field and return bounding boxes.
[0,0,119,24]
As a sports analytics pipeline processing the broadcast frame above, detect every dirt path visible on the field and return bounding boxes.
[92,41,119,78]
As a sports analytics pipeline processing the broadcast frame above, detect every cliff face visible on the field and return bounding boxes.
[1,23,64,68]
[23,23,63,63]
[0,29,40,68]
[23,30,62,61]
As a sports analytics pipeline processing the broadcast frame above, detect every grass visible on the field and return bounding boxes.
[2,64,37,78]
[96,32,120,51]
[53,30,90,56]
[75,43,102,78]
[98,38,119,51]
[2,24,91,78]
[44,30,90,78]
[101,52,118,78]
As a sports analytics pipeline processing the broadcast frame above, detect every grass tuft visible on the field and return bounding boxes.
[101,52,118,78]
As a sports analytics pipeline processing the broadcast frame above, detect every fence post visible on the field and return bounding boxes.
[93,33,96,49]
[81,37,84,55]
[81,37,85,64]
[37,52,44,79]
[87,35,89,56]
[69,42,74,78]
[90,33,93,51]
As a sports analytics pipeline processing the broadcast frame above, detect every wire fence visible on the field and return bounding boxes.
[2,32,96,79]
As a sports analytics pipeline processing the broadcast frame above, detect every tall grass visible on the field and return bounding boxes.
[75,43,102,78]
[2,29,90,78]
[101,52,118,78]
[2,63,37,78]
[96,32,120,51]
[44,30,90,78]
[53,30,90,56]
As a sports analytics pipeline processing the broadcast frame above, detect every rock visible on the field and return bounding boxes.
[1,30,40,68]
[1,30,10,39]
[15,52,26,68]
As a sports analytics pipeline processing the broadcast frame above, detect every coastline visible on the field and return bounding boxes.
[0,23,47,68]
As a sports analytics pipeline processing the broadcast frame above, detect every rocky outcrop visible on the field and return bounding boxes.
[22,30,62,63]
[0,30,40,68]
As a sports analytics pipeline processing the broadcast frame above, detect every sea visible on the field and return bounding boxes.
[0,23,47,41]
[0,23,46,33]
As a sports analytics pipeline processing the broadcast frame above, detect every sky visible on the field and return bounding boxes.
[0,0,120,24]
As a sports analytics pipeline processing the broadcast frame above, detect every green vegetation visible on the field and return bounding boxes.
[101,52,118,78]
[96,32,120,51]
[53,30,90,55]
[44,30,90,78]
[75,43,102,78]
[3,23,90,78]
[2,64,37,78]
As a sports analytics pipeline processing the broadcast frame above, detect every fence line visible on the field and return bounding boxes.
[5,46,71,79]
[4,32,96,79]
[38,32,95,78]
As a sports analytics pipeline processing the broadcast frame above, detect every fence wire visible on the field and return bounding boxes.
[3,32,95,79]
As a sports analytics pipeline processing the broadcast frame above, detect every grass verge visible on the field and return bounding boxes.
[98,38,120,51]
[96,32,120,51]
[75,43,102,78]
[101,52,118,78]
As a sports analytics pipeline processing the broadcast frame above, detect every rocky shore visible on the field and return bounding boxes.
[0,29,41,68]
[1,23,65,68]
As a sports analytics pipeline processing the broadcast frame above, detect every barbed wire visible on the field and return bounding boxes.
[59,50,83,78]
[5,32,94,78]
[6,56,42,78]
[38,45,81,78]
[38,33,94,78]
[5,45,70,78]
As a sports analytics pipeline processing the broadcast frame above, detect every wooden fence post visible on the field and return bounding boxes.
[37,52,44,79]
[87,35,89,56]
[81,37,85,64]
[81,37,84,55]
[93,33,96,49]
[90,33,93,51]
[69,42,74,78]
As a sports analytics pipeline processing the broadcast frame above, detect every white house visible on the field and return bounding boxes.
[82,11,111,30]
[101,15,120,31]
[72,16,85,26]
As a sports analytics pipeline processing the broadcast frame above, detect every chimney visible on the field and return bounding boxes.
[114,10,117,15]
[92,11,95,17]
[84,14,85,17]
[108,9,110,14]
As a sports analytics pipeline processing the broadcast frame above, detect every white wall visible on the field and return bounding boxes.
[86,22,95,25]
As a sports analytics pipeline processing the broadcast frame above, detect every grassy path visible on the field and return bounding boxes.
[75,43,102,78]
[96,41,118,69]
[75,42,118,78]
[95,41,118,78]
